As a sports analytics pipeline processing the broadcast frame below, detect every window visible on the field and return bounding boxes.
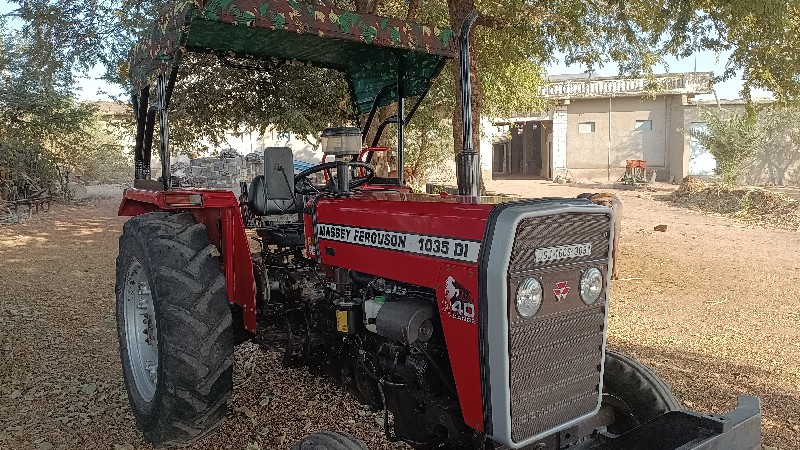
[634,120,652,131]
[578,122,596,134]
[276,131,292,141]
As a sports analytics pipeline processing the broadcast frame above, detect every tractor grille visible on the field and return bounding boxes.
[507,213,610,442]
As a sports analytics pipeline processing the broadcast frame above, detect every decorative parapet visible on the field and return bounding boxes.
[540,72,714,99]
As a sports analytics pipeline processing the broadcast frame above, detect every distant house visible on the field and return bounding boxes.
[484,72,719,182]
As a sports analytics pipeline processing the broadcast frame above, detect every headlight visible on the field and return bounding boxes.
[516,277,543,317]
[580,268,604,305]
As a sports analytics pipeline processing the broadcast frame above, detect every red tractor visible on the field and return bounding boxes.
[115,1,761,449]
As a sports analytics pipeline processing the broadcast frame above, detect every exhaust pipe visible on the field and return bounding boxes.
[456,10,480,198]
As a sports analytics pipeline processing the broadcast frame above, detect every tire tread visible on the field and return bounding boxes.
[116,211,233,446]
[604,350,682,424]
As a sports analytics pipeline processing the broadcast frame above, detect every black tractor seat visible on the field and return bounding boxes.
[247,147,301,216]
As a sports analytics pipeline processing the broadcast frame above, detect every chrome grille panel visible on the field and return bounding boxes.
[510,213,611,273]
[507,213,610,442]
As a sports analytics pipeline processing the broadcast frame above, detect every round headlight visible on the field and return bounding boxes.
[516,277,543,317]
[580,268,604,305]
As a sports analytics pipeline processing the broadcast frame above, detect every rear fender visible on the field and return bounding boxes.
[118,188,257,333]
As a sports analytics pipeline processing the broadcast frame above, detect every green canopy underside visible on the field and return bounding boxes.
[130,0,457,116]
[186,21,445,114]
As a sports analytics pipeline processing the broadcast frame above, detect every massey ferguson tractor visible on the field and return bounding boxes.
[115,1,761,448]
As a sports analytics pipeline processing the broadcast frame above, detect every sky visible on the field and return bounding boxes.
[0,0,770,103]
[74,51,767,103]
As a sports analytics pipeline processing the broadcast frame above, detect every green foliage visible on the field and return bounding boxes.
[400,76,455,186]
[689,104,800,186]
[0,17,131,199]
[753,105,800,185]
[690,108,764,185]
[4,0,800,183]
[166,54,350,155]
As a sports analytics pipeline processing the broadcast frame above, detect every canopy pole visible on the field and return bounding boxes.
[456,11,480,199]
[156,73,171,190]
[133,87,150,180]
[156,67,178,190]
[397,62,405,186]
[142,103,156,181]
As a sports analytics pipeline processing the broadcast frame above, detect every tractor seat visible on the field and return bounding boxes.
[247,147,301,216]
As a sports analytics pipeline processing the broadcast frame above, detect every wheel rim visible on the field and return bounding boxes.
[602,393,639,435]
[123,257,159,402]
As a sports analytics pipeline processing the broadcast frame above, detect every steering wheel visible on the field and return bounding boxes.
[294,161,375,195]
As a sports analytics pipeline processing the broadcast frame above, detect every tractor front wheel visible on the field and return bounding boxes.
[602,350,682,435]
[116,211,234,445]
[292,431,370,450]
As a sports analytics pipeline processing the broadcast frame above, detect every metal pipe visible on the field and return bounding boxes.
[456,10,480,198]
[157,74,171,190]
[142,106,156,181]
[133,88,149,180]
[370,116,399,148]
[397,64,405,186]
[362,84,396,141]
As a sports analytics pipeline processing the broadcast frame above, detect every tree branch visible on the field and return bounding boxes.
[405,0,420,20]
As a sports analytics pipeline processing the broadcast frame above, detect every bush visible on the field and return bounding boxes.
[689,108,763,185]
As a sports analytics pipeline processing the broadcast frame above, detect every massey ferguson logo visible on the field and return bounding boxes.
[553,281,570,301]
[443,276,476,324]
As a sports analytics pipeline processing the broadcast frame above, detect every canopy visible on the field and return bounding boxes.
[130,0,457,115]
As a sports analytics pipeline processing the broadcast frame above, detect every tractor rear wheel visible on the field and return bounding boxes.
[292,431,370,450]
[116,211,234,445]
[602,350,682,434]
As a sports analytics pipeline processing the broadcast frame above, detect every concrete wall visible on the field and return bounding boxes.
[562,95,689,181]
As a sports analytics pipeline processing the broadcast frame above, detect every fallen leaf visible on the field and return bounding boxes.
[81,383,97,396]
[234,406,257,419]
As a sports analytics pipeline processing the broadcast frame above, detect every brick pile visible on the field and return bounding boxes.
[183,156,263,188]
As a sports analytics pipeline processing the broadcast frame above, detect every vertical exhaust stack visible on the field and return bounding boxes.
[457,11,480,199]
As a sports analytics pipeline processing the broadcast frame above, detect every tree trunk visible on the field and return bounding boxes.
[448,0,484,191]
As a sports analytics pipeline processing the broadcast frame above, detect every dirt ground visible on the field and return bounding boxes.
[1,182,799,450]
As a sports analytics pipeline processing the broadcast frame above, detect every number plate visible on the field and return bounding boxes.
[534,243,592,263]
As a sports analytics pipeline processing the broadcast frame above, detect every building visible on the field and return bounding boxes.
[484,72,716,182]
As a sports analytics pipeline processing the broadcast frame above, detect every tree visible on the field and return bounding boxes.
[754,105,800,185]
[4,0,800,183]
[0,16,130,199]
[690,108,763,185]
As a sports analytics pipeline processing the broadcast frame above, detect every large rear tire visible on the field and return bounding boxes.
[602,350,682,434]
[116,211,234,446]
[291,431,370,450]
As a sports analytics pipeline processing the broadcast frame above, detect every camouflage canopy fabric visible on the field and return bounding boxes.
[130,0,457,115]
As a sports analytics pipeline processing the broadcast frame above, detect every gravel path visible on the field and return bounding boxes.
[1,186,798,449]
